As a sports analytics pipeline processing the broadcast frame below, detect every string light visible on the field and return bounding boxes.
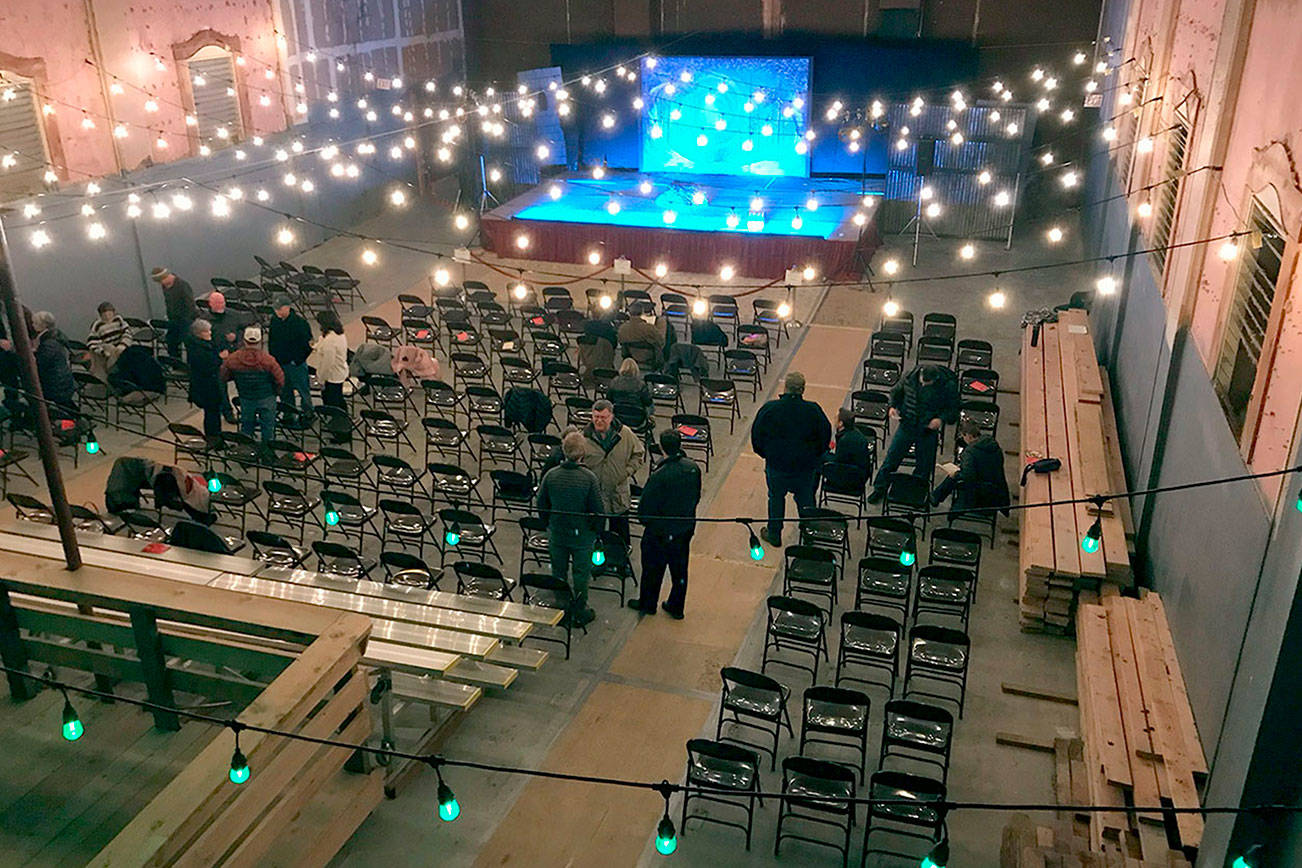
[959,243,975,260]
[389,189,407,207]
[882,299,900,317]
[654,263,669,279]
[654,784,677,855]
[445,522,462,547]
[1136,201,1153,219]
[1081,513,1104,553]
[591,538,606,566]
[61,689,83,741]
[361,248,379,266]
[228,725,250,784]
[921,836,949,868]
[719,264,736,281]
[1096,274,1118,295]
[1218,239,1240,261]
[988,288,1007,309]
[882,259,900,276]
[1047,226,1064,243]
[899,535,917,566]
[277,227,295,246]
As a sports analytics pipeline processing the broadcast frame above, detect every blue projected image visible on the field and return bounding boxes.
[640,56,810,177]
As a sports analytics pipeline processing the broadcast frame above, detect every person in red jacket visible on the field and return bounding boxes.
[220,326,284,443]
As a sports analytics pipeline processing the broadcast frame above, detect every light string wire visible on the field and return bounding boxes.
[5,662,1298,816]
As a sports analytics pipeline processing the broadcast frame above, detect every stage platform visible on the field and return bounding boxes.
[481,171,881,280]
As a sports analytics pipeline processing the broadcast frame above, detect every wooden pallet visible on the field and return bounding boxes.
[1073,590,1206,863]
[1018,311,1132,633]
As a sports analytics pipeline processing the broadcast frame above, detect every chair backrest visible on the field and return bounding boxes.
[263,480,304,498]
[786,544,836,569]
[379,497,423,517]
[929,527,982,568]
[862,358,902,388]
[842,609,903,635]
[870,331,907,360]
[958,367,999,398]
[955,339,993,368]
[720,666,784,704]
[803,685,871,727]
[867,769,945,824]
[782,756,856,805]
[685,738,760,783]
[321,488,363,509]
[312,539,362,561]
[169,520,231,555]
[767,594,823,622]
[865,517,916,558]
[909,624,970,653]
[381,549,431,574]
[858,555,911,585]
[247,529,296,556]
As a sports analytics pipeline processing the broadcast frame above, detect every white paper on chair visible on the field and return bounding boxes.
[939,462,960,477]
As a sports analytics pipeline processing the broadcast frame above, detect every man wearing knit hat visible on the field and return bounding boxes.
[151,266,197,358]
[220,325,284,444]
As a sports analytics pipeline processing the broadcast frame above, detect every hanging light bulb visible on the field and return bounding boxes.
[62,693,83,741]
[791,211,804,231]
[1136,136,1154,153]
[512,283,529,300]
[959,243,975,260]
[662,209,677,225]
[277,227,295,246]
[228,731,250,784]
[882,259,900,276]
[921,836,949,868]
[361,248,379,266]
[691,298,707,317]
[207,474,223,493]
[655,811,677,856]
[639,179,653,195]
[719,264,735,281]
[591,538,606,566]
[605,199,621,215]
[1081,517,1103,553]
[87,222,107,241]
[84,435,100,454]
[899,536,916,567]
[1218,239,1241,261]
[1047,226,1064,243]
[654,263,668,279]
[454,213,471,231]
[436,770,460,822]
[445,522,462,546]
[882,299,900,317]
[1096,275,1118,295]
[993,190,1011,207]
[588,250,602,266]
[777,301,792,318]
[725,209,740,230]
[988,289,1007,309]
[1232,845,1263,868]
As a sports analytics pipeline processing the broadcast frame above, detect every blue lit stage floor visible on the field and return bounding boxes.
[482,171,883,280]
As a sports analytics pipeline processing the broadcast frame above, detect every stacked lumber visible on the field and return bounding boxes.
[1000,811,1193,867]
[1074,589,1206,863]
[1019,309,1132,633]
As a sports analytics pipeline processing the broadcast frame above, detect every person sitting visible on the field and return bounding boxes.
[85,301,133,380]
[32,311,77,420]
[931,418,1011,516]
[617,302,672,369]
[828,407,874,488]
[607,357,652,415]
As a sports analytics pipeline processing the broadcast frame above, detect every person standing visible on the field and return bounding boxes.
[629,430,701,619]
[536,431,606,628]
[85,301,133,380]
[308,310,349,410]
[269,295,314,421]
[868,363,960,503]
[750,371,831,548]
[220,325,283,444]
[580,399,645,543]
[185,319,225,440]
[204,291,251,357]
[930,418,1010,516]
[151,266,197,358]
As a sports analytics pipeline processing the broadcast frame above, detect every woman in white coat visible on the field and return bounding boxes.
[309,310,349,409]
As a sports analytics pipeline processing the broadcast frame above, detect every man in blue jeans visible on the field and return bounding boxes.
[750,371,832,548]
[269,295,315,424]
[868,363,960,503]
[220,325,284,444]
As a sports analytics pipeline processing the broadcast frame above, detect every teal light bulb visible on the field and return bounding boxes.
[207,476,222,493]
[445,525,461,546]
[899,549,916,567]
[921,859,940,868]
[750,542,764,561]
[592,547,606,566]
[61,699,83,742]
[655,816,677,855]
[437,782,460,822]
[85,440,100,455]
[325,509,340,526]
[229,748,250,784]
[1081,534,1101,553]
[1295,490,1302,513]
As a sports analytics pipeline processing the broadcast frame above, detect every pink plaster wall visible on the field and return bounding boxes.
[0,0,288,181]
[1154,0,1302,498]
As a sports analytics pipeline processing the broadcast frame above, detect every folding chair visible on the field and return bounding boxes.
[836,610,902,696]
[799,685,872,783]
[378,498,435,556]
[881,309,914,354]
[716,666,793,771]
[262,480,318,543]
[372,453,428,503]
[861,358,901,390]
[451,559,514,599]
[671,414,712,471]
[698,378,740,434]
[762,595,828,685]
[724,350,761,401]
[311,539,374,579]
[380,550,441,589]
[956,338,993,369]
[427,462,482,508]
[860,771,947,866]
[680,739,763,849]
[903,624,971,717]
[437,508,500,564]
[879,699,954,783]
[774,757,856,865]
[359,409,417,454]
[247,529,308,569]
[521,573,579,658]
[423,415,469,464]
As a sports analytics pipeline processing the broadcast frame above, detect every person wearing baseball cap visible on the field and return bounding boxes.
[151,266,197,358]
[219,325,284,444]
[268,294,314,424]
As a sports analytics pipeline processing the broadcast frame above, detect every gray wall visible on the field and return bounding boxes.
[0,107,411,332]
[1084,0,1302,861]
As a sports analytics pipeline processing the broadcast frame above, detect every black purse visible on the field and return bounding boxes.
[1020,457,1062,486]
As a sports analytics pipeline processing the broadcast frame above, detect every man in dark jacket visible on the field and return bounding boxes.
[751,371,832,547]
[931,419,1011,515]
[32,311,77,420]
[629,430,701,619]
[151,266,197,358]
[220,325,284,444]
[537,431,606,628]
[269,295,314,421]
[868,363,960,503]
[828,407,874,487]
[186,319,224,439]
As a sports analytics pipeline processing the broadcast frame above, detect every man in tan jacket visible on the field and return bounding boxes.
[580,399,645,543]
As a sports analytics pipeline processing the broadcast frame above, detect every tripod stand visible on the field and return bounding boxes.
[897,175,940,266]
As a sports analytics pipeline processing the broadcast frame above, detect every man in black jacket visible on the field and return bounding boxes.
[537,432,606,628]
[269,295,314,421]
[629,430,702,619]
[151,266,197,358]
[869,363,960,503]
[32,311,77,420]
[931,419,1011,515]
[828,407,874,487]
[751,371,832,547]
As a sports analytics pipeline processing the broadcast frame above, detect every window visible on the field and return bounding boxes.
[0,74,52,198]
[1213,200,1286,440]
[185,46,243,147]
[1149,112,1189,275]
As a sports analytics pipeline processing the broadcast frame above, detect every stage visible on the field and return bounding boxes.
[480,171,882,280]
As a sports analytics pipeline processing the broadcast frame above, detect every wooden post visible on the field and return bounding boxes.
[0,589,33,700]
[130,609,180,731]
[0,220,81,572]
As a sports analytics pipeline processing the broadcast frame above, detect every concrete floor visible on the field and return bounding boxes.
[0,191,1099,866]
[330,226,1097,866]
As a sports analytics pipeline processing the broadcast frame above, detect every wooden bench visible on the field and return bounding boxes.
[1018,310,1133,634]
[1075,589,1205,860]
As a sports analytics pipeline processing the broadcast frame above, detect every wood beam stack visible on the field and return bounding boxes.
[1019,309,1133,633]
[1074,589,1206,863]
